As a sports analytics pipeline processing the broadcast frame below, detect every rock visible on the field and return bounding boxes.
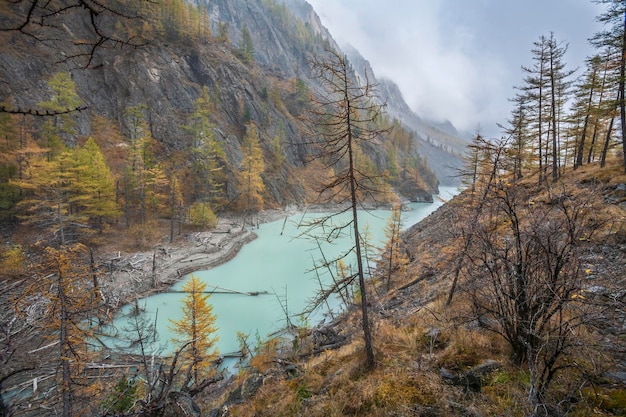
[447,400,484,417]
[466,359,501,379]
[440,367,460,384]
[225,372,264,405]
[312,325,342,347]
[161,391,201,417]
[605,183,626,204]
[604,371,626,383]
[398,180,435,203]
[284,364,302,378]
[440,359,501,392]
[207,406,229,417]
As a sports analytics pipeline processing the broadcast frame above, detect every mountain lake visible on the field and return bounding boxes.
[104,187,459,370]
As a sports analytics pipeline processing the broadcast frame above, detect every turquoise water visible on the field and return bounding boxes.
[108,187,458,362]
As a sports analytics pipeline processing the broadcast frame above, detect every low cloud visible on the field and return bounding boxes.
[308,0,602,137]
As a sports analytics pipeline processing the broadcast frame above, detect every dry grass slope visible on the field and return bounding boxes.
[210,159,626,417]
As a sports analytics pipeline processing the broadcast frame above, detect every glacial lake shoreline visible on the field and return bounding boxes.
[102,187,459,366]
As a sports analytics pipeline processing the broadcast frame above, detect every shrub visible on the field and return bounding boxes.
[189,201,218,228]
[1,244,26,275]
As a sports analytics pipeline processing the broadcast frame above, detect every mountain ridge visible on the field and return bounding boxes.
[342,43,466,185]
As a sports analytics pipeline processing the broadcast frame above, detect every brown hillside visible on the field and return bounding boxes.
[217,159,626,417]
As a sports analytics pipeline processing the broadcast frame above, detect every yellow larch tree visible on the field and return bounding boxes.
[15,243,106,417]
[169,274,219,384]
[239,122,266,213]
[378,203,410,291]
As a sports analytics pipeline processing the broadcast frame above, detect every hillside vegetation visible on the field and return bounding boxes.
[218,159,626,417]
[0,0,442,252]
[3,1,626,416]
[197,3,626,409]
[0,1,451,416]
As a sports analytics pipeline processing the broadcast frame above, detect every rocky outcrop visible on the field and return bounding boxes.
[398,180,435,202]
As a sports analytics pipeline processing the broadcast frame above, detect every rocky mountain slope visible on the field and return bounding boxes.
[344,44,467,185]
[1,0,465,209]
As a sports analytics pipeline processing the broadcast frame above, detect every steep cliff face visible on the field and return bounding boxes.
[0,0,444,211]
[377,78,467,185]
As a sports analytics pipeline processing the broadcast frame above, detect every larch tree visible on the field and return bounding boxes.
[378,203,409,292]
[589,48,622,168]
[301,50,389,369]
[217,22,230,43]
[38,72,82,157]
[520,34,573,182]
[239,122,266,215]
[462,130,485,192]
[2,114,41,209]
[546,34,574,180]
[572,55,604,169]
[39,72,82,118]
[520,35,549,182]
[385,144,400,184]
[499,94,530,180]
[591,0,626,172]
[15,243,107,417]
[238,24,255,63]
[169,274,219,386]
[13,153,79,246]
[122,105,168,244]
[72,137,120,231]
[270,125,286,172]
[167,170,184,242]
[12,138,119,244]
[186,86,225,205]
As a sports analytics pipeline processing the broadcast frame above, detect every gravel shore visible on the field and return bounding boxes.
[98,210,296,308]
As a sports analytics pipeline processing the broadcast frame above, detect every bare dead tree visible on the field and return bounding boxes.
[446,135,509,306]
[298,49,389,369]
[459,180,617,412]
[0,280,38,417]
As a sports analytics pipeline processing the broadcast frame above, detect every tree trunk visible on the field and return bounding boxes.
[575,77,595,169]
[601,104,617,167]
[619,10,626,172]
[345,82,375,369]
[57,199,65,246]
[349,157,374,368]
[550,46,559,182]
[57,265,72,417]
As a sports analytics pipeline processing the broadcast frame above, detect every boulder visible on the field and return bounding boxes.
[440,359,501,392]
[161,392,201,417]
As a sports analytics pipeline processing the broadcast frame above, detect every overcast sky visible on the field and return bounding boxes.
[306,0,605,138]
